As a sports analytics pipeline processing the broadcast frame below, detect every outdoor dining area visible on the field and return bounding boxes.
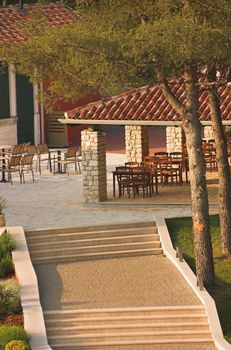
[112,140,218,199]
[0,143,82,184]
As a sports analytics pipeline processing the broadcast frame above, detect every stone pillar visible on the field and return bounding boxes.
[125,125,149,162]
[81,127,107,203]
[166,126,182,153]
[203,126,214,140]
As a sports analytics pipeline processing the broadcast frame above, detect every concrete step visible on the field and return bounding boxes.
[29,241,161,258]
[44,314,208,327]
[25,221,156,238]
[32,247,162,264]
[47,338,214,349]
[26,227,158,243]
[44,307,213,349]
[44,306,206,320]
[46,322,210,336]
[28,234,160,251]
[47,331,213,345]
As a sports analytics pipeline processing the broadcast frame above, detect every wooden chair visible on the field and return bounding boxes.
[203,143,217,172]
[115,166,133,198]
[158,156,179,186]
[143,160,159,194]
[130,167,151,198]
[53,146,79,175]
[0,155,22,185]
[21,154,35,183]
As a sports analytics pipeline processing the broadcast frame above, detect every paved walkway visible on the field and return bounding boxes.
[34,255,200,311]
[1,153,219,230]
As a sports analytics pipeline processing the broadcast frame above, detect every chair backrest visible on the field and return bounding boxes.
[154,152,168,157]
[38,143,49,154]
[203,143,215,155]
[9,155,22,167]
[115,166,131,173]
[170,152,182,159]
[158,156,172,169]
[11,144,23,156]
[144,155,155,162]
[21,154,34,166]
[27,145,37,155]
[66,147,78,159]
[21,142,31,154]
[125,162,141,167]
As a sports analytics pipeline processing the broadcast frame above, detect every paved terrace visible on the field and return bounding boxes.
[0,153,219,230]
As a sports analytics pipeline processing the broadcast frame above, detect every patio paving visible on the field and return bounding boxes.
[34,255,200,311]
[0,153,219,230]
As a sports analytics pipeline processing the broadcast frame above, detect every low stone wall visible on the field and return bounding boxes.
[0,117,17,145]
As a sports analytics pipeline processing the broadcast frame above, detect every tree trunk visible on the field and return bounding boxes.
[182,65,215,287]
[207,64,231,256]
[157,65,215,287]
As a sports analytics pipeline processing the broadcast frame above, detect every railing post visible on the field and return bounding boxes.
[197,274,204,291]
[176,246,183,262]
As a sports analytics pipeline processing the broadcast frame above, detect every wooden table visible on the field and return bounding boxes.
[0,145,12,182]
[49,147,68,174]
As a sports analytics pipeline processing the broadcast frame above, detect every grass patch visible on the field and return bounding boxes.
[166,215,231,343]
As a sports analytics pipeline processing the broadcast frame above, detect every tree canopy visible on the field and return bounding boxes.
[2,0,231,105]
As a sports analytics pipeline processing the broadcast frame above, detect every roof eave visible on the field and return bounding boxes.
[59,118,231,126]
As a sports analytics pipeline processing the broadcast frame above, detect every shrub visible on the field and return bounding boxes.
[0,254,14,279]
[0,231,16,257]
[0,280,22,319]
[0,231,15,278]
[0,326,29,350]
[5,340,31,350]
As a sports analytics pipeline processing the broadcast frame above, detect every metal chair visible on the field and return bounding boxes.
[53,146,79,175]
[37,143,53,174]
[21,154,35,183]
[0,155,22,185]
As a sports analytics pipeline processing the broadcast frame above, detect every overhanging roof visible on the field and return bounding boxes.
[62,79,231,126]
[0,3,74,46]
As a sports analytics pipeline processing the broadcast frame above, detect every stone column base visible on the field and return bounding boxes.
[81,128,107,204]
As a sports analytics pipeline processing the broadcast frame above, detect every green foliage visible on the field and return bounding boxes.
[0,254,14,279]
[0,231,15,278]
[0,280,22,319]
[0,231,16,257]
[0,326,29,350]
[166,215,231,343]
[1,0,230,106]
[5,340,30,350]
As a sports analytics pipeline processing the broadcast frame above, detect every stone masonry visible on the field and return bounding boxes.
[166,126,182,153]
[125,125,149,162]
[203,126,214,140]
[81,128,107,203]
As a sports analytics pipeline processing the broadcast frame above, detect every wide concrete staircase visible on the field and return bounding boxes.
[25,221,162,264]
[43,306,214,349]
[26,221,215,349]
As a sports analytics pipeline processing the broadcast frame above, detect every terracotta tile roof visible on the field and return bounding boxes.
[0,3,74,45]
[66,79,231,123]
